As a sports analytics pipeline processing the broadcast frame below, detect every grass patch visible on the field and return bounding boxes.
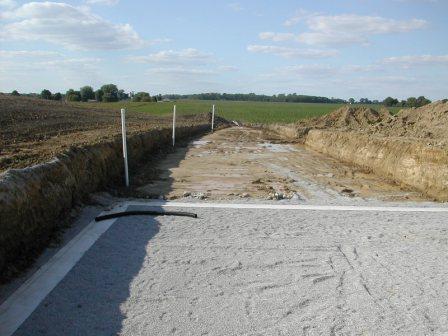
[74,100,401,124]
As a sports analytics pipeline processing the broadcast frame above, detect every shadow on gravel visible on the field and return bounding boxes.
[13,206,162,336]
[12,131,212,335]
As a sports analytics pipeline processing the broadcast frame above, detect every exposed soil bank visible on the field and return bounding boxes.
[305,130,448,201]
[0,119,217,281]
[261,102,448,202]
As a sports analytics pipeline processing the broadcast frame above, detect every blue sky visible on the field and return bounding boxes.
[0,0,447,100]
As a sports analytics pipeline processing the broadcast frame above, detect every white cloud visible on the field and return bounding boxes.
[0,0,16,9]
[247,45,338,59]
[0,2,144,50]
[38,57,102,68]
[280,64,337,77]
[344,64,380,73]
[282,11,426,46]
[228,2,243,12]
[382,55,448,67]
[85,0,119,5]
[147,67,216,76]
[284,9,310,27]
[218,65,239,72]
[259,32,295,42]
[0,50,62,57]
[127,48,213,64]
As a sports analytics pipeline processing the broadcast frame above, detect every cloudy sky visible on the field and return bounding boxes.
[0,0,447,100]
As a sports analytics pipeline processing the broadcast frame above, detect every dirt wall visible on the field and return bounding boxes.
[305,130,448,201]
[0,123,212,281]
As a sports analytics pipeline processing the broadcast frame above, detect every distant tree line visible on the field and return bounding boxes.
[29,85,157,103]
[7,88,433,108]
[347,98,380,104]
[383,96,431,108]
[131,91,158,102]
[65,84,131,102]
[163,93,347,104]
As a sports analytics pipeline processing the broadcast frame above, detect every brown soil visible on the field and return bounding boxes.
[277,100,448,148]
[368,100,448,146]
[296,105,392,130]
[0,95,208,172]
[133,127,425,202]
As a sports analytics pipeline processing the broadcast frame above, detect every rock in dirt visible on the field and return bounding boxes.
[274,192,285,200]
[340,188,355,197]
[193,192,206,200]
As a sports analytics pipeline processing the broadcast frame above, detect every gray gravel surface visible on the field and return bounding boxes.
[14,204,448,335]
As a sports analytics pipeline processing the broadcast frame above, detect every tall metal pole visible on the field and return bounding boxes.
[211,104,215,132]
[172,105,176,147]
[121,108,129,187]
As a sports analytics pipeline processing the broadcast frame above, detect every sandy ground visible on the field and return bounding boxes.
[12,204,448,335]
[6,126,448,336]
[135,127,425,203]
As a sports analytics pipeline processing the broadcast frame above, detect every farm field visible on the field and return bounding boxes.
[77,100,401,124]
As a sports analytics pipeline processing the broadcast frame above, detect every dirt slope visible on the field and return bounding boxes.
[295,105,391,130]
[278,101,448,147]
[0,95,209,171]
[369,100,448,144]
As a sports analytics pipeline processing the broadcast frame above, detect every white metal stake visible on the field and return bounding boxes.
[121,108,129,187]
[211,104,215,132]
[172,105,176,147]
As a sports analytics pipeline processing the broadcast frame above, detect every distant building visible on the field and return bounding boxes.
[158,98,172,103]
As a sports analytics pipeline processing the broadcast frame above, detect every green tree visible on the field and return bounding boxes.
[41,89,52,100]
[100,84,119,102]
[348,98,355,104]
[95,89,104,102]
[406,97,418,107]
[80,86,94,102]
[416,96,431,107]
[65,89,81,102]
[11,90,20,96]
[53,92,62,101]
[117,89,129,101]
[383,97,398,106]
[132,92,151,102]
[360,98,372,104]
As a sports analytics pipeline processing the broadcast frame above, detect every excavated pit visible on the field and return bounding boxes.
[0,119,225,282]
[263,101,448,201]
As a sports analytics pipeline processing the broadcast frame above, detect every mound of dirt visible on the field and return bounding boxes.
[296,106,391,131]
[370,100,448,144]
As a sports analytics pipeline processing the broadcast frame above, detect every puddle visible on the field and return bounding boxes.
[258,142,298,153]
[191,140,211,147]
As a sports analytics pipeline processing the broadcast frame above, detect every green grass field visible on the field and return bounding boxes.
[77,100,401,124]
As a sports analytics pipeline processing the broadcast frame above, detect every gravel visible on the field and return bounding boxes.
[13,204,448,335]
